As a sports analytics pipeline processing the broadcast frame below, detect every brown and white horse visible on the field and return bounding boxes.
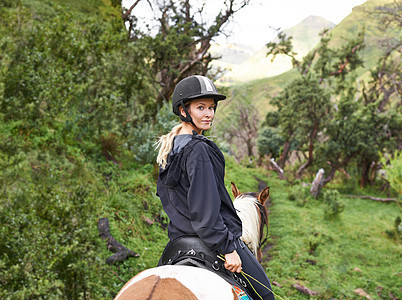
[114,182,270,300]
[231,182,270,263]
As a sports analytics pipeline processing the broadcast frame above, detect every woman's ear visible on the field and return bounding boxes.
[179,106,190,118]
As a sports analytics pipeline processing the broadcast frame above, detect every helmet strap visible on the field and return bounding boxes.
[179,100,197,129]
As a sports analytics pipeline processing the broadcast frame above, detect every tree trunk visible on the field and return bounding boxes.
[98,218,140,265]
[323,164,340,185]
[278,141,291,168]
[296,120,318,178]
[324,158,351,185]
[247,139,254,157]
[360,159,372,188]
[346,195,397,202]
[270,158,285,180]
[369,161,378,185]
[310,168,324,197]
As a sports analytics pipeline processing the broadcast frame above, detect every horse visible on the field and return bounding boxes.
[231,182,270,263]
[114,182,270,300]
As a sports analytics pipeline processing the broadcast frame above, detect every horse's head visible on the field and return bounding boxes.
[231,182,270,263]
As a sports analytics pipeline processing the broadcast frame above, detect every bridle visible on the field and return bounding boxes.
[255,201,269,249]
[240,192,270,251]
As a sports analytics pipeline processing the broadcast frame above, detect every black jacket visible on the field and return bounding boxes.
[157,134,242,254]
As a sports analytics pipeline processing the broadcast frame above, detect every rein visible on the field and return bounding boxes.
[236,193,270,253]
[255,201,269,249]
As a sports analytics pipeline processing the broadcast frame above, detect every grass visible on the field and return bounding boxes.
[97,162,169,284]
[102,153,400,299]
[263,177,401,299]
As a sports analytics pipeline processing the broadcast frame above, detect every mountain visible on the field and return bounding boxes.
[211,16,335,84]
[214,0,398,120]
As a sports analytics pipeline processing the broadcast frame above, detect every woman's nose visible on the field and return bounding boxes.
[205,109,214,117]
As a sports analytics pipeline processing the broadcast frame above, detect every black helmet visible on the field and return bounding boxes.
[172,75,226,117]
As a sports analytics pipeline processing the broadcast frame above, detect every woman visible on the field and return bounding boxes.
[156,75,275,300]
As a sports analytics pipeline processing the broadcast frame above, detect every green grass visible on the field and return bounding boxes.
[102,154,401,299]
[1,125,399,298]
[263,178,401,299]
[97,162,169,282]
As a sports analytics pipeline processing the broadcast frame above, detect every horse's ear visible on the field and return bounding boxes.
[231,182,241,198]
[258,186,270,205]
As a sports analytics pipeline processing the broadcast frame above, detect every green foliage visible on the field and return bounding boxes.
[263,27,366,175]
[380,150,402,195]
[1,1,400,299]
[0,135,108,298]
[1,1,154,153]
[270,73,331,148]
[262,111,280,128]
[257,126,284,159]
[385,216,401,240]
[232,1,400,187]
[322,189,345,219]
[287,184,311,207]
[266,181,400,299]
[0,1,156,298]
[128,103,179,165]
[266,31,298,67]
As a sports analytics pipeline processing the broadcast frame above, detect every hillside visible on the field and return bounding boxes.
[211,16,335,84]
[215,0,398,121]
[19,0,121,19]
[0,0,400,299]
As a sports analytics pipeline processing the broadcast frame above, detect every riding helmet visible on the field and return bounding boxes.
[172,75,226,117]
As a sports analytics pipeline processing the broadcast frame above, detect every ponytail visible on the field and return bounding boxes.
[156,123,183,169]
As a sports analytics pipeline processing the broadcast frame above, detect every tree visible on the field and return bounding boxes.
[124,0,251,105]
[267,28,365,82]
[257,126,284,160]
[318,83,369,184]
[317,77,399,186]
[218,89,259,161]
[269,74,331,174]
[0,3,155,150]
[356,0,402,187]
[265,27,365,173]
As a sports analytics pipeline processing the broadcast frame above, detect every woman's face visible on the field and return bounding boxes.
[181,98,215,132]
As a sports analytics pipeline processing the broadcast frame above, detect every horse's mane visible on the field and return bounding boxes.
[233,194,260,256]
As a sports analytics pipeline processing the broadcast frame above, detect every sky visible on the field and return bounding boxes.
[123,0,367,47]
[218,0,367,46]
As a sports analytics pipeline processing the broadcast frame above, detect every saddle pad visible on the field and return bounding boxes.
[232,285,251,300]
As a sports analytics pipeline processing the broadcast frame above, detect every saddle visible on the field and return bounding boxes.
[158,236,251,298]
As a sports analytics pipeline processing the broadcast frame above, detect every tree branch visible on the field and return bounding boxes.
[346,195,397,202]
[270,158,285,180]
[98,218,140,265]
[122,0,142,21]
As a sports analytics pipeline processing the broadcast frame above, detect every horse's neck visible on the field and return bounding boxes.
[234,195,260,256]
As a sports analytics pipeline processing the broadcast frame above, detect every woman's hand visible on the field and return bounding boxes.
[224,250,242,273]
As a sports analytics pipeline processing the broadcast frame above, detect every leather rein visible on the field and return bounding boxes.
[255,201,269,249]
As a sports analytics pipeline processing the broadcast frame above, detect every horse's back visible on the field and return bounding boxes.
[115,265,239,300]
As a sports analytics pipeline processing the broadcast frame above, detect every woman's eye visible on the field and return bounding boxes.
[198,106,204,110]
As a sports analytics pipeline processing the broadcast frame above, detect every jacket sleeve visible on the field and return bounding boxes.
[185,142,237,254]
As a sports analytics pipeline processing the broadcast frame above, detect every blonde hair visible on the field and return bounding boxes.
[156,123,183,169]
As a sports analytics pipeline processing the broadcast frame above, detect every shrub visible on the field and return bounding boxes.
[288,184,311,207]
[323,189,345,219]
[385,216,401,240]
[128,103,178,165]
[380,150,402,195]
